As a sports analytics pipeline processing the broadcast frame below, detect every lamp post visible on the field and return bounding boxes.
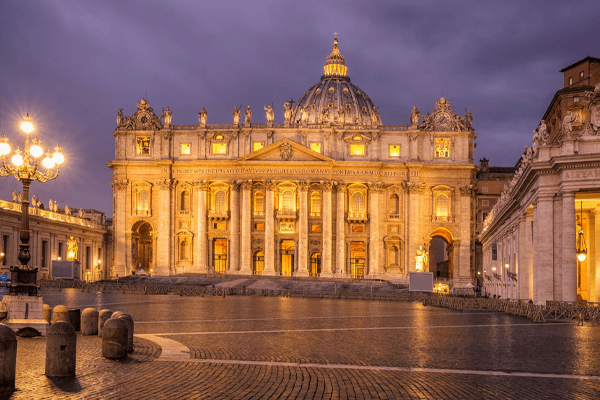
[0,115,64,296]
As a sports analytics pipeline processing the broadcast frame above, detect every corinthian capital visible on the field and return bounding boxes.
[156,179,177,190]
[193,179,211,191]
[401,181,425,194]
[458,184,475,197]
[368,182,385,192]
[321,181,334,192]
[111,179,129,191]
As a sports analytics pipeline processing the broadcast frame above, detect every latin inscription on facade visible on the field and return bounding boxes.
[563,169,600,179]
[164,167,407,177]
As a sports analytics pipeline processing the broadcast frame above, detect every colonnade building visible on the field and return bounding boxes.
[109,38,478,285]
[480,56,600,303]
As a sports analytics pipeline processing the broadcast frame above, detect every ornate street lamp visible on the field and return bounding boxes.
[0,114,64,295]
[576,201,587,262]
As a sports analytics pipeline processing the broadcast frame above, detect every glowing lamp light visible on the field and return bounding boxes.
[11,149,23,166]
[505,263,509,269]
[53,146,64,164]
[58,257,62,261]
[42,154,55,169]
[20,115,34,134]
[30,138,43,158]
[492,267,496,271]
[577,252,587,262]
[0,135,10,155]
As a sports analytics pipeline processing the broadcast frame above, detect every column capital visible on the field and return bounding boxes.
[298,181,309,192]
[240,180,253,191]
[401,181,425,194]
[111,179,129,191]
[336,182,347,193]
[368,182,385,192]
[458,184,476,197]
[228,180,241,191]
[321,181,334,192]
[265,180,278,191]
[193,179,210,191]
[156,179,177,190]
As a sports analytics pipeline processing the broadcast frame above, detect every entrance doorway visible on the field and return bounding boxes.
[132,222,153,273]
[253,251,264,275]
[429,228,454,279]
[213,238,227,273]
[280,240,295,276]
[310,253,321,277]
[350,241,365,278]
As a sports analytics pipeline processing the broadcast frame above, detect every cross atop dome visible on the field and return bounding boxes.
[324,34,347,78]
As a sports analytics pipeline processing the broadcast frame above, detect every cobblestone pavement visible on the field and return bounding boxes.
[4,289,600,399]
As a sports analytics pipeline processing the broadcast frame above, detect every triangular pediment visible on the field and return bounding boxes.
[238,138,334,163]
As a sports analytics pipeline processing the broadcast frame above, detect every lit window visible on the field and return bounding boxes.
[138,190,149,213]
[253,142,264,152]
[353,135,361,141]
[215,190,227,213]
[435,138,450,158]
[351,192,364,216]
[350,144,365,156]
[255,223,264,230]
[310,142,322,153]
[282,191,295,213]
[181,143,191,155]
[352,226,364,233]
[389,145,400,157]
[580,71,584,81]
[569,76,573,85]
[436,194,449,219]
[311,224,322,232]
[311,192,321,216]
[137,137,150,155]
[254,192,264,215]
[212,143,227,155]
[574,96,579,102]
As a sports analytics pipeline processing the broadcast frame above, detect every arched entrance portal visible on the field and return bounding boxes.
[310,253,321,277]
[132,222,153,274]
[429,227,454,279]
[253,251,264,275]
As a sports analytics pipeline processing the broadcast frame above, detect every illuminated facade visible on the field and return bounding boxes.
[109,38,478,285]
[481,56,600,303]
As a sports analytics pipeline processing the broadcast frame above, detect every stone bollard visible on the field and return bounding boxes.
[67,308,81,331]
[114,314,134,353]
[43,304,51,323]
[45,322,76,377]
[98,310,113,337]
[81,308,99,335]
[111,311,124,319]
[0,324,17,392]
[102,318,128,359]
[52,305,68,323]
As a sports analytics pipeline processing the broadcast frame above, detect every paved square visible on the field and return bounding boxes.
[7,289,600,399]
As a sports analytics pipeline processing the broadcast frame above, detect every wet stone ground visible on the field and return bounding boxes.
[5,289,600,399]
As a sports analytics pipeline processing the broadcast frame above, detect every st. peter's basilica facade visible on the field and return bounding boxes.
[109,38,478,286]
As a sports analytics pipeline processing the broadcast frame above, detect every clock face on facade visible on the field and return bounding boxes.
[435,112,451,129]
[137,113,150,126]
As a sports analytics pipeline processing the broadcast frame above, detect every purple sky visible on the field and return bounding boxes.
[1,0,599,215]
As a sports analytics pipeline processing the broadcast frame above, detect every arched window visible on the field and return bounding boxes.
[181,191,190,211]
[282,190,295,213]
[389,194,399,216]
[388,245,398,266]
[254,191,264,215]
[436,194,449,219]
[215,190,227,213]
[138,190,149,213]
[311,192,321,216]
[351,192,364,216]
[180,239,189,260]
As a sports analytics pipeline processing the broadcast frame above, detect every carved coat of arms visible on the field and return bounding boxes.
[280,142,293,160]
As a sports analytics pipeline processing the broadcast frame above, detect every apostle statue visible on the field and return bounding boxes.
[465,109,473,129]
[162,106,172,126]
[371,107,380,125]
[12,190,17,202]
[338,111,346,125]
[410,105,420,126]
[283,101,293,123]
[78,208,84,218]
[65,204,71,215]
[117,108,123,126]
[264,104,274,123]
[17,192,22,203]
[198,107,207,125]
[415,244,428,272]
[232,106,241,124]
[244,105,252,124]
[300,106,308,124]
[562,111,579,139]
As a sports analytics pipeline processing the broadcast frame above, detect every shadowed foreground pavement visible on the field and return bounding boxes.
[5,289,600,399]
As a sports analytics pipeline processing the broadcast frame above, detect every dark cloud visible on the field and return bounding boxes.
[1,0,599,213]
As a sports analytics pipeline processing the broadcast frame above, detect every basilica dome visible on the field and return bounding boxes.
[290,37,381,126]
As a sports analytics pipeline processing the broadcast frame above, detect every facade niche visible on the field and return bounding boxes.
[132,182,152,216]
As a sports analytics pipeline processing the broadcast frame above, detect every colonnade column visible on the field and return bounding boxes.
[229,181,240,272]
[561,191,577,302]
[458,185,475,284]
[321,182,334,277]
[519,213,528,299]
[588,210,596,301]
[594,206,600,302]
[369,183,382,276]
[336,184,347,276]
[534,195,554,303]
[110,179,128,278]
[196,180,209,273]
[156,179,175,276]
[263,181,276,276]
[240,181,252,274]
[296,182,309,276]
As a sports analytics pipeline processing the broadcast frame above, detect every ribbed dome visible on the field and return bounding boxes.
[290,37,380,127]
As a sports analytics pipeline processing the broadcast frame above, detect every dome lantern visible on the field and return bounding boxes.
[323,33,348,78]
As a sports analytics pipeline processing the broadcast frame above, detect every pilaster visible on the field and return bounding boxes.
[156,179,176,276]
[402,181,424,272]
[561,191,577,302]
[336,183,347,276]
[195,180,209,273]
[263,181,276,276]
[111,179,128,278]
[240,181,252,274]
[321,181,334,277]
[229,181,240,272]
[369,183,384,276]
[296,182,309,276]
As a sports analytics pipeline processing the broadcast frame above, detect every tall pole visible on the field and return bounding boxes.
[18,179,32,267]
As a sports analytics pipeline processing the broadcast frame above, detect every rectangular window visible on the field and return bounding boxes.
[86,246,91,270]
[352,225,364,233]
[435,138,450,158]
[350,144,365,156]
[253,142,264,152]
[482,212,488,221]
[311,224,322,232]
[137,136,151,155]
[255,223,264,231]
[389,144,400,157]
[569,76,573,85]
[213,222,226,230]
[482,187,488,193]
[280,223,294,233]
[180,143,191,155]
[58,242,63,260]
[2,235,8,266]
[42,240,48,269]
[482,200,489,206]
[310,142,322,153]
[492,242,497,260]
[212,143,227,155]
[580,71,584,81]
